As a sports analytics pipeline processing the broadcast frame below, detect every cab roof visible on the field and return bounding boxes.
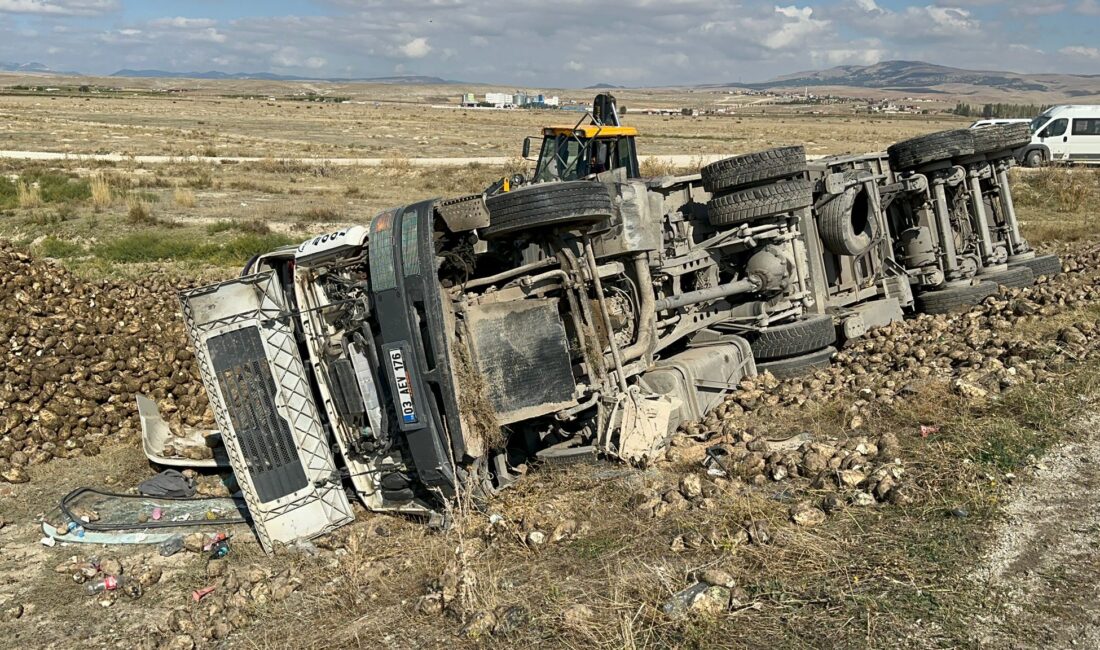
[542,125,638,138]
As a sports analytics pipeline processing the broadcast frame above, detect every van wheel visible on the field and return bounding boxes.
[1024,150,1045,168]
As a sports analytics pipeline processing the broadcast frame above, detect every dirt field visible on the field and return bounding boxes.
[1,91,1099,649]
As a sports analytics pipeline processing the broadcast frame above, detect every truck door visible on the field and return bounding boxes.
[1039,118,1070,162]
[180,272,354,553]
[1069,117,1100,163]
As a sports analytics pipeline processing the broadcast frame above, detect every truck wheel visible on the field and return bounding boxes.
[996,123,1032,151]
[482,181,613,239]
[707,179,813,227]
[701,146,807,194]
[914,281,998,315]
[887,129,975,170]
[981,265,1034,289]
[818,178,876,256]
[748,315,837,362]
[1024,149,1045,168]
[1011,253,1061,279]
[973,124,1031,156]
[756,346,836,379]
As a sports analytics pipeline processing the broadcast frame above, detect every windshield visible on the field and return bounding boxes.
[1029,116,1049,134]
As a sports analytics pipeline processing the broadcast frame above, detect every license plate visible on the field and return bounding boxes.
[388,348,418,425]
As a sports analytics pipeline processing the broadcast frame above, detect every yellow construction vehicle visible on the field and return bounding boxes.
[521,93,641,182]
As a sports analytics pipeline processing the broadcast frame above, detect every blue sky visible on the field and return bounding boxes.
[0,0,1097,85]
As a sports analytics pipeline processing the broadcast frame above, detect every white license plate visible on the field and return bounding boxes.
[388,348,418,425]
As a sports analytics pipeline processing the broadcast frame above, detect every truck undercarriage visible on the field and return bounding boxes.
[164,120,1059,551]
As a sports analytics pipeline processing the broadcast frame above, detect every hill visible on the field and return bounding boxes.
[714,60,1100,102]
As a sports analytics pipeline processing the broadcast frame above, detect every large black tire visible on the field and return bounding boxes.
[818,175,876,257]
[972,123,1033,156]
[887,129,975,170]
[981,265,1034,289]
[1011,253,1062,279]
[756,346,836,379]
[707,179,813,227]
[748,315,837,362]
[483,181,613,239]
[914,281,998,314]
[701,146,807,194]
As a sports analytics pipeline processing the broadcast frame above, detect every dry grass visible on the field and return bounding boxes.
[173,185,195,208]
[17,180,41,208]
[1014,168,1100,243]
[90,174,111,211]
[125,196,155,225]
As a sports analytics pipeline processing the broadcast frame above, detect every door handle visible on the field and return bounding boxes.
[1064,136,1068,142]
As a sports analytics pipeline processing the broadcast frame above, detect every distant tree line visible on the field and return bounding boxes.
[952,103,1051,119]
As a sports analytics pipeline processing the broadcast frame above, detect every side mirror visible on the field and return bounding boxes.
[522,137,532,159]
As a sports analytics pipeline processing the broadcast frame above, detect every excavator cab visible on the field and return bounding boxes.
[523,93,641,183]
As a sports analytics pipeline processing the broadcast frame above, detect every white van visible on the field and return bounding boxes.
[1019,105,1100,167]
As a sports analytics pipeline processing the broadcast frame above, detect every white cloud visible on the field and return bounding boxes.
[765,6,829,49]
[149,17,217,29]
[399,37,431,58]
[1060,45,1100,59]
[1077,0,1100,14]
[0,0,116,15]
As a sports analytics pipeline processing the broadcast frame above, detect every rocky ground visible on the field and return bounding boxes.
[1,239,1099,648]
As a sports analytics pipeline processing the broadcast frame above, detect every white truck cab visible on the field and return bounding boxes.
[1020,105,1100,167]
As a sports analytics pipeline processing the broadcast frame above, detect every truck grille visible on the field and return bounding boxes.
[208,327,308,503]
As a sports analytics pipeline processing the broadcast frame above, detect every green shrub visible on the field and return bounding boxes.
[37,237,84,258]
[94,231,296,265]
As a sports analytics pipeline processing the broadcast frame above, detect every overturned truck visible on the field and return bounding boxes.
[170,123,1058,551]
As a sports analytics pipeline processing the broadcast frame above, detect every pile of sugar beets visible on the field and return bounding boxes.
[0,244,211,483]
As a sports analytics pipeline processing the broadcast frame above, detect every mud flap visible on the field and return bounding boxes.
[180,272,354,553]
[602,388,677,463]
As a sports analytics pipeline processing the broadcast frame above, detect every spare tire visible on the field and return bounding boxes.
[483,181,613,239]
[707,179,813,227]
[748,315,837,362]
[818,174,876,257]
[701,146,807,194]
[887,129,975,170]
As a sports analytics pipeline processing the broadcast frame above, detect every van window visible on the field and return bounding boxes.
[1041,119,1068,138]
[1071,118,1100,136]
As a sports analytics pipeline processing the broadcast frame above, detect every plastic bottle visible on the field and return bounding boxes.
[85,575,124,596]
